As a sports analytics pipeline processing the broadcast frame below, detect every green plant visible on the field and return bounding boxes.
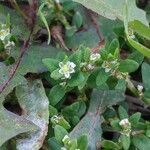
[0,0,150,149]
[102,106,150,150]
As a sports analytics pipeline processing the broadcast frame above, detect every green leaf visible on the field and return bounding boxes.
[51,69,63,80]
[72,11,83,28]
[65,27,100,49]
[126,36,150,58]
[38,2,51,44]
[0,63,26,97]
[133,135,150,150]
[66,26,77,37]
[0,4,29,39]
[128,51,144,65]
[42,58,59,72]
[54,125,68,143]
[68,72,85,87]
[108,38,120,57]
[70,89,124,149]
[118,106,128,119]
[49,84,66,106]
[49,105,58,117]
[111,119,122,130]
[123,1,150,58]
[96,68,109,86]
[129,112,141,125]
[0,96,37,147]
[118,59,139,73]
[69,49,82,68]
[48,137,62,150]
[15,80,49,149]
[11,45,62,75]
[73,0,148,26]
[120,135,130,150]
[129,20,150,40]
[142,63,150,91]
[77,135,88,150]
[62,101,86,125]
[101,140,120,150]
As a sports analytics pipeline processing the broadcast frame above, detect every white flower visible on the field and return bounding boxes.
[59,61,76,79]
[130,34,135,39]
[90,53,101,61]
[87,64,95,70]
[4,41,15,50]
[102,61,111,73]
[61,147,67,150]
[119,118,131,127]
[137,85,143,92]
[55,0,60,3]
[51,115,59,123]
[0,24,10,41]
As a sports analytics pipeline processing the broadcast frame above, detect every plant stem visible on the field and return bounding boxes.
[9,0,28,20]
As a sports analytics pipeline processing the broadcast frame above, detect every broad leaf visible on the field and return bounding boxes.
[118,59,139,73]
[0,4,29,39]
[73,0,148,26]
[142,62,150,91]
[0,96,37,147]
[133,135,150,150]
[11,45,63,75]
[0,63,26,97]
[15,80,49,150]
[49,84,66,106]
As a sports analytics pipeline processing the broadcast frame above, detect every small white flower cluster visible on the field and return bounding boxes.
[81,53,101,71]
[137,85,143,92]
[59,61,76,79]
[137,85,144,97]
[55,0,60,3]
[119,118,131,136]
[4,41,15,50]
[119,118,131,127]
[0,24,15,51]
[129,29,135,39]
[51,115,62,124]
[0,24,10,41]
[102,59,119,73]
[90,53,101,61]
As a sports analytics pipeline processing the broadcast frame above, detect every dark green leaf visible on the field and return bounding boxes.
[54,125,68,143]
[42,58,59,72]
[119,59,139,73]
[49,84,66,106]
[120,135,130,150]
[133,135,150,150]
[142,63,150,91]
[118,106,128,119]
[96,68,109,86]
[102,140,120,150]
[68,72,85,87]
